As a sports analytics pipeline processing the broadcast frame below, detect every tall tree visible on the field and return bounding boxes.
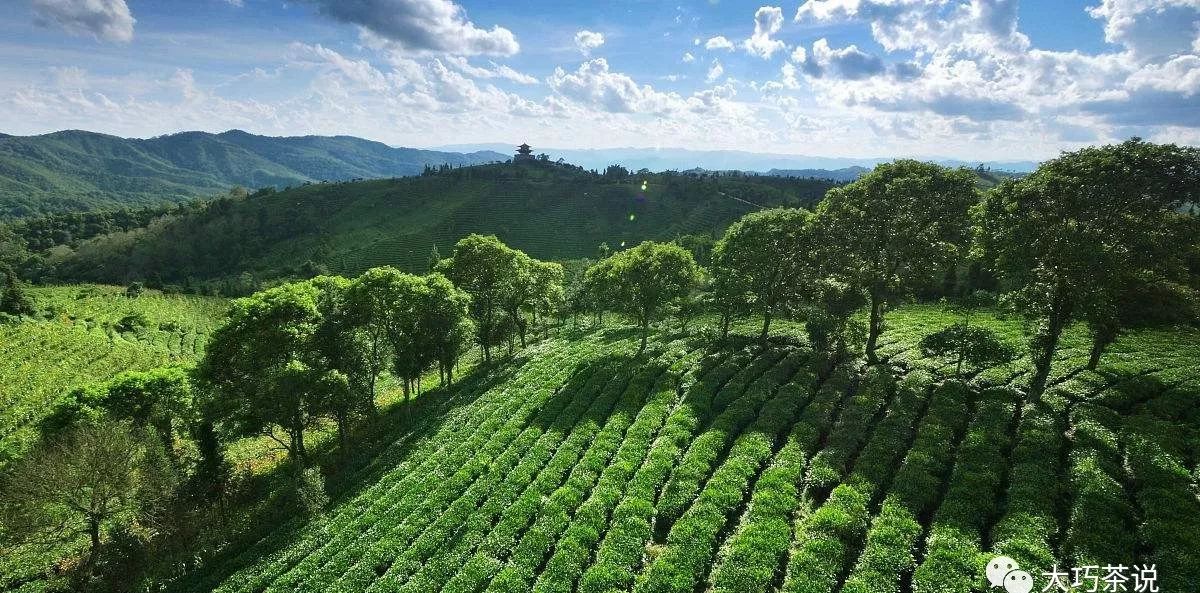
[597,241,700,352]
[308,275,377,445]
[196,282,323,461]
[438,234,518,364]
[581,258,617,326]
[345,268,404,402]
[978,140,1200,396]
[712,208,816,346]
[814,160,977,363]
[0,268,36,317]
[420,273,474,385]
[500,252,536,349]
[0,421,173,581]
[529,260,565,339]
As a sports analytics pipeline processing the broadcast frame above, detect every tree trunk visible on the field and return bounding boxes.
[719,310,731,342]
[290,427,307,461]
[1029,309,1069,400]
[1087,327,1117,371]
[639,317,649,354]
[759,309,773,348]
[79,516,102,580]
[865,289,884,364]
[337,414,349,455]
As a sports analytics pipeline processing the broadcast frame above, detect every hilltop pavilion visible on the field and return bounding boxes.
[515,142,534,161]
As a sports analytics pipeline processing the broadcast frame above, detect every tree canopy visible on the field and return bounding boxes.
[978,139,1200,394]
[711,207,816,345]
[814,160,977,362]
[590,241,701,352]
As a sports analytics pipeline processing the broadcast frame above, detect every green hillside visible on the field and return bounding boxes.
[170,309,1200,593]
[0,285,228,466]
[0,130,506,219]
[43,163,835,288]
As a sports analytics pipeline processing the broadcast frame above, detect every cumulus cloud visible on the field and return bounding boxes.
[682,52,695,63]
[31,0,135,42]
[545,58,747,119]
[744,6,788,59]
[1087,0,1200,59]
[307,0,519,56]
[574,30,605,56]
[797,38,885,79]
[788,0,1200,133]
[705,36,735,51]
[444,56,538,84]
[547,58,684,114]
[706,59,725,83]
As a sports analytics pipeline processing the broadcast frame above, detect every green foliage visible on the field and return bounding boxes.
[815,160,978,361]
[0,129,506,219]
[44,166,834,290]
[978,139,1200,394]
[918,323,1015,378]
[0,270,36,316]
[712,208,816,343]
[286,467,330,519]
[589,240,701,350]
[40,366,194,451]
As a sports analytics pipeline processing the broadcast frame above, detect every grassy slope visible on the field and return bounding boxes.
[51,165,833,285]
[0,285,229,464]
[0,131,506,219]
[160,309,1198,593]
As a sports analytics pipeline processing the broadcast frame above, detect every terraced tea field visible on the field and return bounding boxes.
[0,285,228,464]
[181,308,1200,593]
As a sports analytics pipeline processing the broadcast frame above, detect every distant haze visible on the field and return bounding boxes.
[433,144,1040,174]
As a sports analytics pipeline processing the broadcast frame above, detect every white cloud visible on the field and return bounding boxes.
[744,6,787,59]
[705,36,735,51]
[31,0,135,43]
[787,0,1200,135]
[444,56,538,84]
[308,0,519,56]
[1087,0,1200,59]
[798,38,885,79]
[706,59,725,83]
[574,30,605,57]
[682,52,695,63]
[547,58,685,114]
[781,62,800,89]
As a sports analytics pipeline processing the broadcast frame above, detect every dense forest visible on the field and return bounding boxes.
[1,162,838,295]
[0,130,507,219]
[1,139,1198,593]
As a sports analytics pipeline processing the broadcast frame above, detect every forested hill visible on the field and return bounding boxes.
[0,129,507,219]
[37,162,836,291]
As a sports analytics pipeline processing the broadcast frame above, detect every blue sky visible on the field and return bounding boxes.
[2,0,1199,160]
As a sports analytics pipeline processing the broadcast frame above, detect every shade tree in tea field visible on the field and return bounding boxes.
[813,160,977,363]
[978,139,1200,396]
[584,241,701,352]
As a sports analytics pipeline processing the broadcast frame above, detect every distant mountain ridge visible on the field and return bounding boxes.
[0,130,507,218]
[433,143,1040,175]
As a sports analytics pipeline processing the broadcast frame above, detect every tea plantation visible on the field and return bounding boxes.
[0,285,228,465]
[169,309,1200,593]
